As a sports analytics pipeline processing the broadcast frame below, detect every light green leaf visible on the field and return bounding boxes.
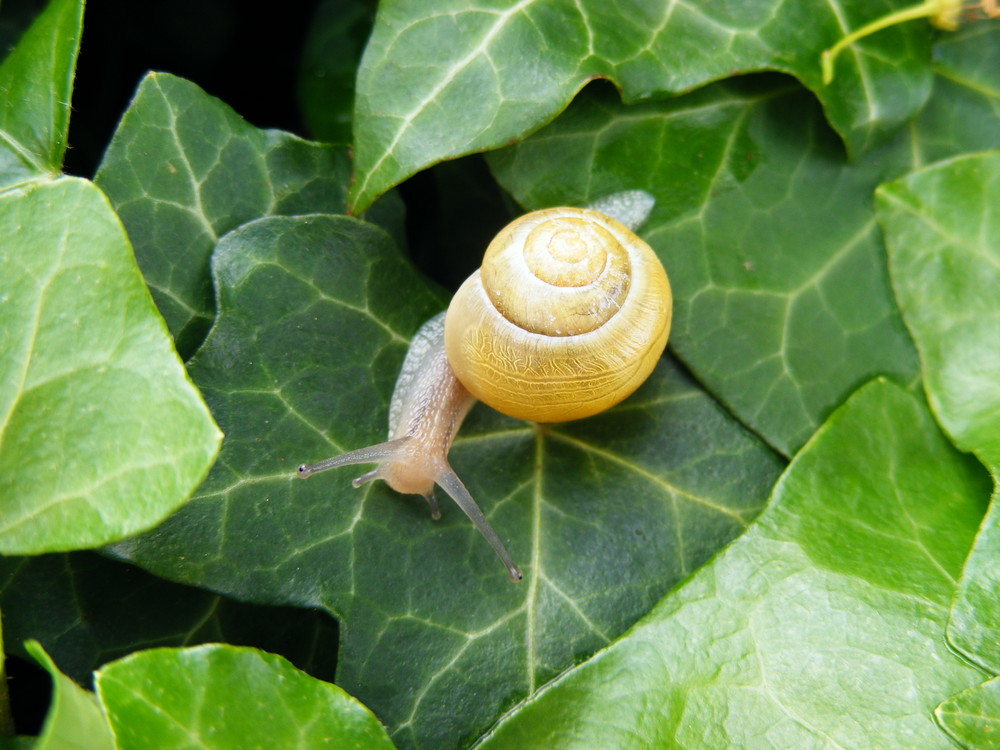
[477,380,988,749]
[94,645,396,750]
[0,177,221,554]
[936,677,1000,750]
[95,72,405,358]
[877,151,1000,465]
[111,213,783,750]
[348,0,934,212]
[877,151,1000,681]
[0,0,82,188]
[947,493,1000,674]
[25,641,115,750]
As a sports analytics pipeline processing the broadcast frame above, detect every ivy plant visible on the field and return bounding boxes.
[0,0,998,748]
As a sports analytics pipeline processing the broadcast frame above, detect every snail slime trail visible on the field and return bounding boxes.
[298,191,671,582]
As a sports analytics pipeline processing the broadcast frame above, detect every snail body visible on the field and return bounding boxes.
[298,192,671,582]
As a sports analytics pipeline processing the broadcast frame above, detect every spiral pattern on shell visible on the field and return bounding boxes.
[444,207,672,423]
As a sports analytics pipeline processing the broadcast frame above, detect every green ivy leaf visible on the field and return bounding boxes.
[348,0,933,212]
[111,213,783,749]
[25,641,115,750]
[0,552,337,685]
[0,178,221,554]
[94,645,396,750]
[878,151,1000,465]
[876,151,1000,724]
[476,380,989,749]
[94,72,405,358]
[489,23,1000,456]
[936,677,1000,750]
[0,0,81,188]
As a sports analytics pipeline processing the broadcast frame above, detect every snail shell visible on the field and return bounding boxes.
[445,207,671,423]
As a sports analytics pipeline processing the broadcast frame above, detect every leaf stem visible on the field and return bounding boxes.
[821,0,960,84]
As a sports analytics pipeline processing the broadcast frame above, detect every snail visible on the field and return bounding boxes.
[297,191,671,582]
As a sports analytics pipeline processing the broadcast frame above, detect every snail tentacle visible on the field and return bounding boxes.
[297,438,410,479]
[437,470,522,583]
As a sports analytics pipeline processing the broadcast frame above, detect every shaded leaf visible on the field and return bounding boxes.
[936,677,1000,750]
[0,605,12,735]
[112,213,783,749]
[0,177,221,554]
[94,72,405,358]
[0,0,48,56]
[877,151,1000,681]
[25,641,115,750]
[0,552,337,686]
[0,0,81,188]
[297,0,377,143]
[348,0,933,212]
[477,380,989,749]
[95,645,395,750]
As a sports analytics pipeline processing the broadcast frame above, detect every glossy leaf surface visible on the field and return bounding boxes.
[936,677,1000,750]
[877,151,1000,736]
[0,178,220,554]
[0,0,81,187]
[95,645,396,750]
[477,380,989,749]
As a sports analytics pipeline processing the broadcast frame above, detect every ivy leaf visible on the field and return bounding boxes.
[0,552,337,685]
[476,380,989,749]
[0,178,221,554]
[94,645,396,750]
[348,0,934,212]
[876,151,1000,737]
[878,151,1000,466]
[24,641,116,750]
[111,213,783,749]
[94,72,405,358]
[914,23,1000,161]
[489,23,1000,456]
[0,0,81,188]
[935,677,1000,749]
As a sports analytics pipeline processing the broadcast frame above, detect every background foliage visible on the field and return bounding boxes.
[0,0,998,748]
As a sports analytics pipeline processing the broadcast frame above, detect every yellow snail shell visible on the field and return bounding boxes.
[445,207,671,423]
[298,193,671,582]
